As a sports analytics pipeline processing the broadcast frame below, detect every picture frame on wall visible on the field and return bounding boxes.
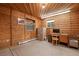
[18,18,25,25]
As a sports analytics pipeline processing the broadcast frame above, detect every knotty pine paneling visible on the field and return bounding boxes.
[0,5,10,16]
[0,6,42,48]
[11,10,42,46]
[44,11,79,36]
[11,10,25,45]
[54,13,71,34]
[44,13,71,34]
[70,11,79,35]
[0,13,10,48]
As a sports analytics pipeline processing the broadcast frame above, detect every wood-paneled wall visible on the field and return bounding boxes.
[70,10,79,36]
[53,13,71,34]
[0,6,11,48]
[0,6,42,48]
[44,10,79,36]
[11,10,25,45]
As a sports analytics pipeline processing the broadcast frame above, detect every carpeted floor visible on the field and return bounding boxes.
[0,40,79,56]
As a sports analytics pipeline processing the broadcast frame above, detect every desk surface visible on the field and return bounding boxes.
[51,33,60,37]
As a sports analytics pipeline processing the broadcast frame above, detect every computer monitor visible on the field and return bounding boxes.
[53,28,60,33]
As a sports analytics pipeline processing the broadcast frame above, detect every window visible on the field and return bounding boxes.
[25,19,35,31]
[47,20,55,28]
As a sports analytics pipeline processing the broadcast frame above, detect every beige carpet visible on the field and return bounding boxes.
[0,40,79,56]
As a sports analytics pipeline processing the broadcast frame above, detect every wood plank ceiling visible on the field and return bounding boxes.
[0,3,79,19]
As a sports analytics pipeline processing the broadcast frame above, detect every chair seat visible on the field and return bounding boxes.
[52,37,58,41]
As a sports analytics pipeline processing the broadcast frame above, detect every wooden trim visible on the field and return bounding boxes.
[10,8,12,46]
[18,38,36,45]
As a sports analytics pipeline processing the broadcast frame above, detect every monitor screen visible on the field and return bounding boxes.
[53,29,60,33]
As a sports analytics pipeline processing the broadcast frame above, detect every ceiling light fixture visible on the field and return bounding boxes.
[41,9,71,19]
[42,5,45,8]
[41,3,46,9]
[47,20,55,23]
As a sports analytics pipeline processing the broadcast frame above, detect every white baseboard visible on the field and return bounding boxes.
[18,38,37,45]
